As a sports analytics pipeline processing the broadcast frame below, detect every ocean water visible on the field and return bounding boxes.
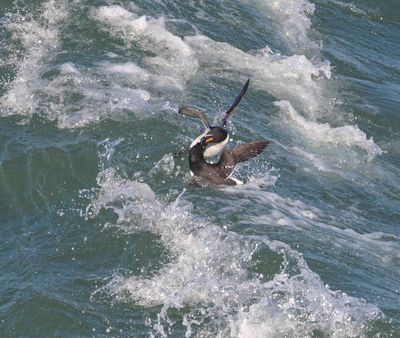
[0,0,399,336]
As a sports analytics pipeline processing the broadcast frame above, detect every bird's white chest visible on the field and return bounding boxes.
[189,131,229,159]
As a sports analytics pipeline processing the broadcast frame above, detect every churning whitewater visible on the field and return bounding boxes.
[0,0,399,336]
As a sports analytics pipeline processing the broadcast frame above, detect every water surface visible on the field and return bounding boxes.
[0,0,399,336]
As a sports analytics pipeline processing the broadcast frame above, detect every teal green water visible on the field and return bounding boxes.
[0,0,399,337]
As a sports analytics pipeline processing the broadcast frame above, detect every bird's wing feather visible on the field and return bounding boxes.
[230,140,269,162]
[217,140,270,178]
[221,79,250,127]
[178,106,210,128]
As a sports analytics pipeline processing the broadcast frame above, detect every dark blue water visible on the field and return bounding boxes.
[0,0,399,336]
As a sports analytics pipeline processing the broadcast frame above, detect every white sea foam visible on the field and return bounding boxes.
[1,4,198,127]
[0,0,67,115]
[185,34,331,116]
[222,242,380,338]
[241,0,317,50]
[92,5,198,92]
[12,4,200,128]
[42,62,152,128]
[1,3,332,133]
[340,229,400,270]
[243,190,322,231]
[104,62,149,80]
[59,62,80,75]
[148,153,177,177]
[89,168,381,337]
[97,137,125,164]
[274,100,382,162]
[247,188,400,275]
[328,0,369,17]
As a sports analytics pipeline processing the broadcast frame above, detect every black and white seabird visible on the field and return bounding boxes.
[189,131,269,186]
[179,79,250,159]
[179,79,270,186]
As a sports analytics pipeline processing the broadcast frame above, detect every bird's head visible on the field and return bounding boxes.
[200,127,229,157]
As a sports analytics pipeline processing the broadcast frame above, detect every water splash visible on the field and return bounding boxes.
[0,0,68,115]
[89,169,381,337]
[241,0,317,51]
[92,5,198,92]
[275,100,382,162]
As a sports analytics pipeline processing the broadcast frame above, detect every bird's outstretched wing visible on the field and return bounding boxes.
[217,140,270,178]
[178,106,210,128]
[179,78,250,128]
[230,140,269,162]
[221,79,250,127]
